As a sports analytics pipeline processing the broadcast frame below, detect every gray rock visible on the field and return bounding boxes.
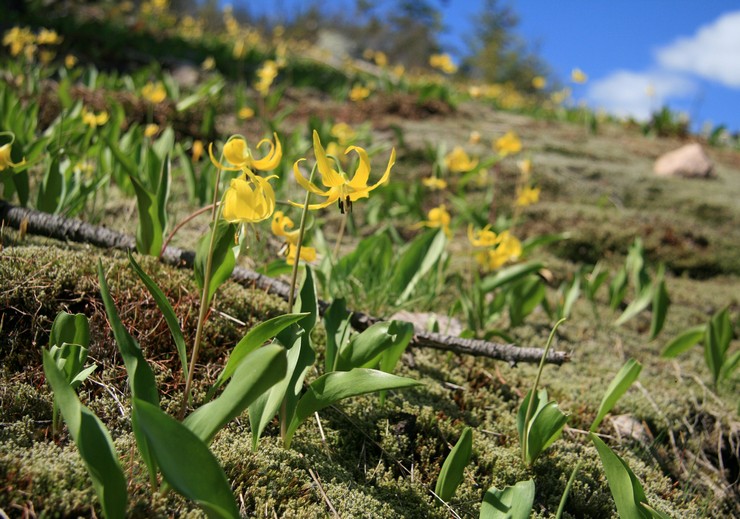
[654,142,714,178]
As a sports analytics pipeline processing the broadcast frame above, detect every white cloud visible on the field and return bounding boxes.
[587,70,696,120]
[656,11,740,87]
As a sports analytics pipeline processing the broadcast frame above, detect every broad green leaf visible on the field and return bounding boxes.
[134,400,239,519]
[211,313,306,394]
[37,157,65,214]
[590,433,658,519]
[98,261,159,483]
[152,127,175,161]
[525,401,568,465]
[615,285,654,326]
[480,479,535,519]
[661,325,706,358]
[284,369,420,447]
[435,427,472,501]
[705,315,724,385]
[194,219,237,305]
[560,273,581,319]
[720,350,740,381]
[377,320,415,405]
[626,238,647,294]
[49,311,90,350]
[104,135,137,177]
[590,359,642,432]
[130,174,162,256]
[335,321,399,371]
[649,279,670,340]
[323,298,351,373]
[128,251,188,380]
[185,343,287,444]
[608,267,628,310]
[517,388,546,442]
[294,266,318,332]
[390,229,447,305]
[712,307,733,355]
[508,275,545,327]
[43,351,127,519]
[480,261,543,293]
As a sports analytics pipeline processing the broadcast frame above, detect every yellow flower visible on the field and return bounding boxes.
[418,205,451,237]
[467,224,498,248]
[494,131,522,157]
[516,186,541,207]
[64,54,77,68]
[373,51,388,67]
[192,140,204,162]
[517,158,532,178]
[201,56,215,71]
[272,211,317,264]
[81,107,109,128]
[209,133,282,173]
[330,122,356,145]
[256,60,279,96]
[571,68,588,84]
[221,173,278,224]
[349,84,371,102]
[445,146,478,173]
[238,106,255,120]
[550,88,571,105]
[293,130,395,213]
[3,26,35,57]
[144,124,159,138]
[286,243,317,265]
[0,135,26,171]
[468,131,481,145]
[532,76,546,89]
[429,53,457,74]
[422,177,447,190]
[141,81,167,104]
[37,29,61,45]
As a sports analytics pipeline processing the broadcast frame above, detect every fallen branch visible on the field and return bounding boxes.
[0,200,570,365]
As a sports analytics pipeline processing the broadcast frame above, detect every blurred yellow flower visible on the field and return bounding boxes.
[422,177,447,190]
[373,51,388,67]
[192,140,204,162]
[3,26,35,57]
[469,227,522,271]
[210,133,282,173]
[429,53,457,74]
[64,54,77,68]
[201,56,215,71]
[467,225,498,248]
[144,124,160,138]
[532,76,546,89]
[330,122,356,145]
[256,60,279,96]
[37,29,61,45]
[516,186,540,207]
[571,68,588,84]
[550,88,571,105]
[494,131,522,157]
[468,85,482,98]
[293,130,395,212]
[141,81,167,104]
[81,107,109,128]
[517,158,532,178]
[418,205,451,237]
[468,130,481,144]
[349,84,371,102]
[445,146,478,173]
[238,106,255,120]
[0,134,26,171]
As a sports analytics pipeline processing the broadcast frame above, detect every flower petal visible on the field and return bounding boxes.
[365,147,396,193]
[209,142,241,172]
[252,133,282,171]
[346,145,371,189]
[313,130,345,188]
[293,159,331,196]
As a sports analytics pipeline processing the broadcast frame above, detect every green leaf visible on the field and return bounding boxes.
[211,313,306,394]
[37,156,66,214]
[608,267,628,311]
[705,315,724,385]
[133,400,239,519]
[377,320,415,405]
[104,135,137,177]
[43,351,128,519]
[97,261,159,484]
[389,229,447,305]
[194,219,237,305]
[185,343,287,444]
[49,311,90,350]
[560,273,581,319]
[284,369,420,447]
[649,279,670,340]
[720,350,740,381]
[130,174,162,256]
[590,433,659,519]
[128,251,188,380]
[294,266,318,332]
[521,232,570,254]
[323,298,351,373]
[615,285,654,326]
[590,359,642,432]
[435,427,472,501]
[152,127,175,161]
[480,261,543,293]
[335,321,399,371]
[525,400,568,465]
[661,325,706,358]
[480,479,535,519]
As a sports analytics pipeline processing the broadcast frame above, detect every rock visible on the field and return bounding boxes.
[171,64,200,89]
[610,414,652,444]
[390,310,463,336]
[653,143,714,178]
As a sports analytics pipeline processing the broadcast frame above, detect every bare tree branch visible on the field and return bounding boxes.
[1,200,570,365]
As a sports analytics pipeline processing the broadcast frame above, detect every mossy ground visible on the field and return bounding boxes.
[2,99,740,517]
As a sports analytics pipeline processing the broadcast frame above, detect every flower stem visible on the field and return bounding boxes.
[159,203,217,259]
[332,210,348,260]
[287,166,315,309]
[178,167,222,420]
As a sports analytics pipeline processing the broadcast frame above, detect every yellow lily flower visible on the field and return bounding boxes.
[141,81,167,104]
[494,131,522,157]
[209,133,282,173]
[81,107,109,128]
[221,173,278,224]
[429,53,457,74]
[271,211,316,264]
[445,146,478,173]
[144,124,160,138]
[467,224,498,248]
[293,130,395,213]
[0,137,26,172]
[349,84,371,102]
[330,122,356,146]
[285,243,317,265]
[470,229,522,271]
[192,140,204,162]
[532,76,546,89]
[571,68,588,84]
[238,106,255,120]
[416,205,452,237]
[422,176,447,190]
[516,186,541,207]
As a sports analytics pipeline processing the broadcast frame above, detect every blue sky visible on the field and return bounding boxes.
[228,1,740,133]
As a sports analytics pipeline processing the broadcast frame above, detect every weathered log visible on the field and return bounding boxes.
[0,200,570,365]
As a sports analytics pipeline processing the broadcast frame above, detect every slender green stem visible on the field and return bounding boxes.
[287,166,315,310]
[332,210,348,259]
[555,460,582,519]
[178,167,222,420]
[522,317,566,464]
